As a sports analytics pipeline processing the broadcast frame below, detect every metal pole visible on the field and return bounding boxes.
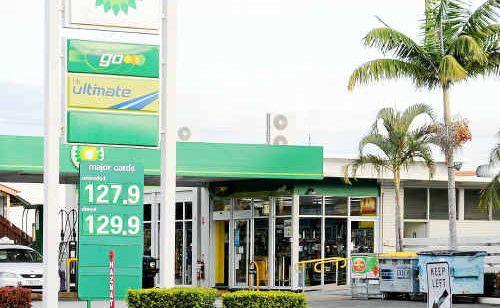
[159,0,177,288]
[43,0,62,306]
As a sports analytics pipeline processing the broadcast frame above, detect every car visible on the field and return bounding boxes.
[0,244,43,292]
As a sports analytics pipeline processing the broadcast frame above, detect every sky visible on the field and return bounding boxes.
[0,0,498,169]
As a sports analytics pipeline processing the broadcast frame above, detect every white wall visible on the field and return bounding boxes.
[380,184,402,252]
[428,220,500,238]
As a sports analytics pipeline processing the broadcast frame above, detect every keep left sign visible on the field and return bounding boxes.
[426,262,452,308]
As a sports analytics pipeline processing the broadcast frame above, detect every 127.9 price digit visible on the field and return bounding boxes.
[84,184,140,205]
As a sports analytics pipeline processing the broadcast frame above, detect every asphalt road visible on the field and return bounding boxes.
[31,298,495,308]
[306,298,492,308]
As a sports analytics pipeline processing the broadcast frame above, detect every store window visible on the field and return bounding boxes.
[275,196,292,216]
[275,197,292,287]
[299,218,322,286]
[464,189,489,220]
[324,218,347,285]
[404,188,427,219]
[143,204,152,256]
[214,197,231,212]
[429,189,448,219]
[350,197,377,217]
[351,221,374,253]
[253,198,271,217]
[234,198,252,218]
[325,197,347,216]
[175,201,193,285]
[299,196,322,215]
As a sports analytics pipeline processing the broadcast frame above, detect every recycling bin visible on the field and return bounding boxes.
[418,250,486,295]
[378,252,419,295]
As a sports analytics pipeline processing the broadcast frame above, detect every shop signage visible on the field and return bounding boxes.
[65,0,161,33]
[67,73,159,112]
[351,255,379,279]
[67,40,159,78]
[77,161,144,300]
[65,40,160,147]
[426,262,452,308]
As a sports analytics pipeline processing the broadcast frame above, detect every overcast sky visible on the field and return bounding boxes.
[0,0,498,169]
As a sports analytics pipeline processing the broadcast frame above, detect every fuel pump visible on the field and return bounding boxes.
[58,209,78,292]
[21,203,42,253]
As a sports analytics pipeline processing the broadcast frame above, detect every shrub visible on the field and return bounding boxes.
[222,290,306,308]
[127,287,217,308]
[0,286,32,308]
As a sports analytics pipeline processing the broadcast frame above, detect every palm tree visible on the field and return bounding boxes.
[348,0,500,249]
[480,131,500,208]
[344,104,435,252]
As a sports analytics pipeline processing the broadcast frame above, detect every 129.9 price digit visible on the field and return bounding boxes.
[84,184,140,205]
[85,214,140,235]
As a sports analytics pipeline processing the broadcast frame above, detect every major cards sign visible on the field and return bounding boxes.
[78,161,144,300]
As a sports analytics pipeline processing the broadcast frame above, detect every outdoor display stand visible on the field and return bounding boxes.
[351,254,382,299]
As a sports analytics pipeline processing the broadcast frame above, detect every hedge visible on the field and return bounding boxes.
[0,286,31,308]
[222,290,307,308]
[127,287,217,308]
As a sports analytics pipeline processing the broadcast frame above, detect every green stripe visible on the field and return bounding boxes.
[67,110,159,147]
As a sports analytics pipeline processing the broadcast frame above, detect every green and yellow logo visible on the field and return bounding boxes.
[71,145,105,169]
[96,0,138,15]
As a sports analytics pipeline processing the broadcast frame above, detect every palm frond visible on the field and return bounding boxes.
[344,154,392,184]
[450,35,489,63]
[463,0,500,37]
[363,27,430,63]
[401,103,436,130]
[479,173,500,208]
[439,54,468,83]
[348,59,432,90]
[358,134,392,159]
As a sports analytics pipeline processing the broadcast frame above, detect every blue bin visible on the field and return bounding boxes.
[418,250,486,295]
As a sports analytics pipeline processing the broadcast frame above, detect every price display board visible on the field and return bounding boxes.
[78,161,143,300]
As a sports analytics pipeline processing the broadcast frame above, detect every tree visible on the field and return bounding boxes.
[480,131,500,208]
[348,0,500,249]
[344,104,436,251]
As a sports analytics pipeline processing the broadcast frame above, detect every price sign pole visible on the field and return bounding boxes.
[78,162,144,301]
[43,0,63,306]
[159,0,177,288]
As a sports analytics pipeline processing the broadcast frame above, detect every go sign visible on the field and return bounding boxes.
[78,162,144,300]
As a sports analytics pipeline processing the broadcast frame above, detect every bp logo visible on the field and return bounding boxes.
[71,146,105,168]
[96,0,139,15]
[352,257,367,273]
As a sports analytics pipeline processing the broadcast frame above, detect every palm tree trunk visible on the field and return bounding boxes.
[443,84,458,250]
[394,172,403,252]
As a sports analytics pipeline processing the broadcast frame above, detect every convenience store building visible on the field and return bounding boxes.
[0,135,494,291]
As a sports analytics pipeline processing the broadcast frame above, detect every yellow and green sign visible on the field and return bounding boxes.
[66,39,159,147]
[78,161,144,300]
[67,40,159,78]
[67,73,159,112]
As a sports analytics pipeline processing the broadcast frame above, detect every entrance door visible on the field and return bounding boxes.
[233,220,250,287]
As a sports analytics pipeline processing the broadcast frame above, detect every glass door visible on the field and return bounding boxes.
[350,220,375,254]
[234,219,250,286]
